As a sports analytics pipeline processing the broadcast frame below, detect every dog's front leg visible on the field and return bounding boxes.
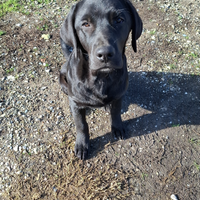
[69,98,89,160]
[110,98,126,139]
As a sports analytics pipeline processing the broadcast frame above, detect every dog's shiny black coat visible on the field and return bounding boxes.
[59,0,142,159]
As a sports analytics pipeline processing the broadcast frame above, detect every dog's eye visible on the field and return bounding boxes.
[115,17,124,24]
[82,22,90,27]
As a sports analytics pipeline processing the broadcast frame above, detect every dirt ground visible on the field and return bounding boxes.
[0,0,200,199]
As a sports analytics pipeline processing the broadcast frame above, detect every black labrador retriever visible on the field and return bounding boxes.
[59,0,142,160]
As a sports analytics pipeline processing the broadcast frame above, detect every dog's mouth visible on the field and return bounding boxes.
[98,63,124,72]
[98,67,114,73]
[91,67,116,76]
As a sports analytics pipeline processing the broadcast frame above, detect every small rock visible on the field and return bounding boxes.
[7,75,15,81]
[171,194,178,200]
[13,145,18,152]
[33,147,38,154]
[52,186,57,192]
[87,163,91,168]
[45,68,51,73]
[41,34,50,40]
[1,108,5,112]
[50,107,54,111]
[1,77,6,81]
[41,87,47,90]
[23,146,27,150]
[16,23,22,27]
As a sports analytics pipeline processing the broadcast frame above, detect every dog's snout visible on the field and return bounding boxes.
[96,46,115,63]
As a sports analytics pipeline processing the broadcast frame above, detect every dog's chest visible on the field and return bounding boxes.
[71,70,128,107]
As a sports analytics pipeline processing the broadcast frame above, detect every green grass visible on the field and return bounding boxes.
[178,50,184,55]
[194,162,200,171]
[37,24,48,31]
[171,124,180,127]
[188,52,198,59]
[150,30,156,35]
[170,64,177,70]
[0,30,6,35]
[141,172,148,180]
[6,67,15,74]
[0,0,21,17]
[189,138,200,146]
[0,0,52,17]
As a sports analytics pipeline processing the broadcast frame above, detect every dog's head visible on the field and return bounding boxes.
[60,0,142,72]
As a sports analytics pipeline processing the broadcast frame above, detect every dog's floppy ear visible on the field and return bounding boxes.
[60,4,78,57]
[126,1,143,52]
[59,49,87,95]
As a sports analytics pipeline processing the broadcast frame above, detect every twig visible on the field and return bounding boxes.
[192,129,200,135]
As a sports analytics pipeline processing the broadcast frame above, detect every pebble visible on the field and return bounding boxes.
[1,108,5,112]
[7,75,15,81]
[23,146,27,150]
[13,145,18,152]
[16,23,22,27]
[87,163,91,168]
[45,68,51,73]
[33,147,38,154]
[41,87,47,90]
[171,194,178,200]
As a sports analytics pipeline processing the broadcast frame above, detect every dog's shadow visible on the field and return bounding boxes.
[89,71,200,158]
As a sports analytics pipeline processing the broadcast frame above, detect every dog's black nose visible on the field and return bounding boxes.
[96,46,115,63]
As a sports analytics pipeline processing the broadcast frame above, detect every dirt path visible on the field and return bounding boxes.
[0,0,200,199]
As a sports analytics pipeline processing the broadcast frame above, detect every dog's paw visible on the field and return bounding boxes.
[112,125,126,140]
[75,135,89,160]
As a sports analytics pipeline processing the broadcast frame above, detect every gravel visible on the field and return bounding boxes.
[0,0,200,199]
